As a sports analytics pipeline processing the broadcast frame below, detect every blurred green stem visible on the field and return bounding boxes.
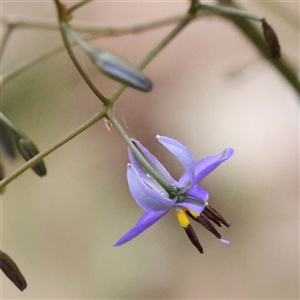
[0,109,107,190]
[1,24,15,63]
[195,3,263,22]
[0,14,183,35]
[57,17,110,104]
[1,9,197,189]
[66,0,94,14]
[110,12,197,104]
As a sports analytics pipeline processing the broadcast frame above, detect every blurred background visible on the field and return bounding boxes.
[1,0,299,299]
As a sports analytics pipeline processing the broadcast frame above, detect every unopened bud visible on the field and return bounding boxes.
[0,163,5,193]
[16,136,47,177]
[0,118,17,159]
[88,49,153,92]
[0,250,27,291]
[0,162,4,181]
[63,22,153,92]
[262,19,281,60]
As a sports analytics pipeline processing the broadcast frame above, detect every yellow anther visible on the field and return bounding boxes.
[188,209,200,218]
[176,208,190,228]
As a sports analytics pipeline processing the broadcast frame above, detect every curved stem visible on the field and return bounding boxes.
[195,3,263,22]
[58,21,110,105]
[110,12,197,105]
[0,109,107,190]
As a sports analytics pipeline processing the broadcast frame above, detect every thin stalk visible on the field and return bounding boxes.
[0,11,206,88]
[66,0,94,15]
[0,14,183,35]
[53,0,110,104]
[2,46,64,86]
[0,109,107,190]
[195,3,263,22]
[106,109,176,196]
[58,21,110,105]
[110,12,197,104]
[0,112,16,132]
[1,25,15,62]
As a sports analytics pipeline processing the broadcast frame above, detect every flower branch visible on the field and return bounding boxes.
[0,109,107,191]
[66,0,94,15]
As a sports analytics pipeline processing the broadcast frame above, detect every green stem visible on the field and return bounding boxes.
[0,109,107,191]
[106,109,176,195]
[58,21,110,105]
[0,112,17,132]
[0,12,205,88]
[2,46,64,86]
[52,0,110,105]
[196,3,263,22]
[0,14,183,35]
[66,0,94,15]
[110,12,197,104]
[1,24,15,63]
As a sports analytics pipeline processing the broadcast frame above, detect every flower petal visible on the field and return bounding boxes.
[187,184,209,202]
[127,164,176,211]
[156,135,194,184]
[174,200,206,214]
[113,210,169,246]
[129,139,178,186]
[175,185,207,213]
[194,148,234,183]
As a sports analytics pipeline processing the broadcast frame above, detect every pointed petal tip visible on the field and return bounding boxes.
[226,148,234,156]
[219,238,230,244]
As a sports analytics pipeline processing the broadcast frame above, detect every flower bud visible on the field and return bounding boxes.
[16,136,47,177]
[262,19,281,60]
[0,119,16,159]
[0,163,5,193]
[63,22,153,92]
[88,49,153,92]
[0,250,27,291]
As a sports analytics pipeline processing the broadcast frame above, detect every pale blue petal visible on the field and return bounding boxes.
[128,148,160,192]
[187,184,209,202]
[129,139,178,186]
[156,135,194,184]
[113,210,169,246]
[194,148,234,183]
[127,164,176,211]
[175,195,206,214]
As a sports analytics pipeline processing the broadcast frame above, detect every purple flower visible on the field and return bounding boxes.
[113,135,234,253]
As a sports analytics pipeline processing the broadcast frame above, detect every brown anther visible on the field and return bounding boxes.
[184,224,203,254]
[202,209,222,227]
[205,205,230,227]
[197,215,222,239]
